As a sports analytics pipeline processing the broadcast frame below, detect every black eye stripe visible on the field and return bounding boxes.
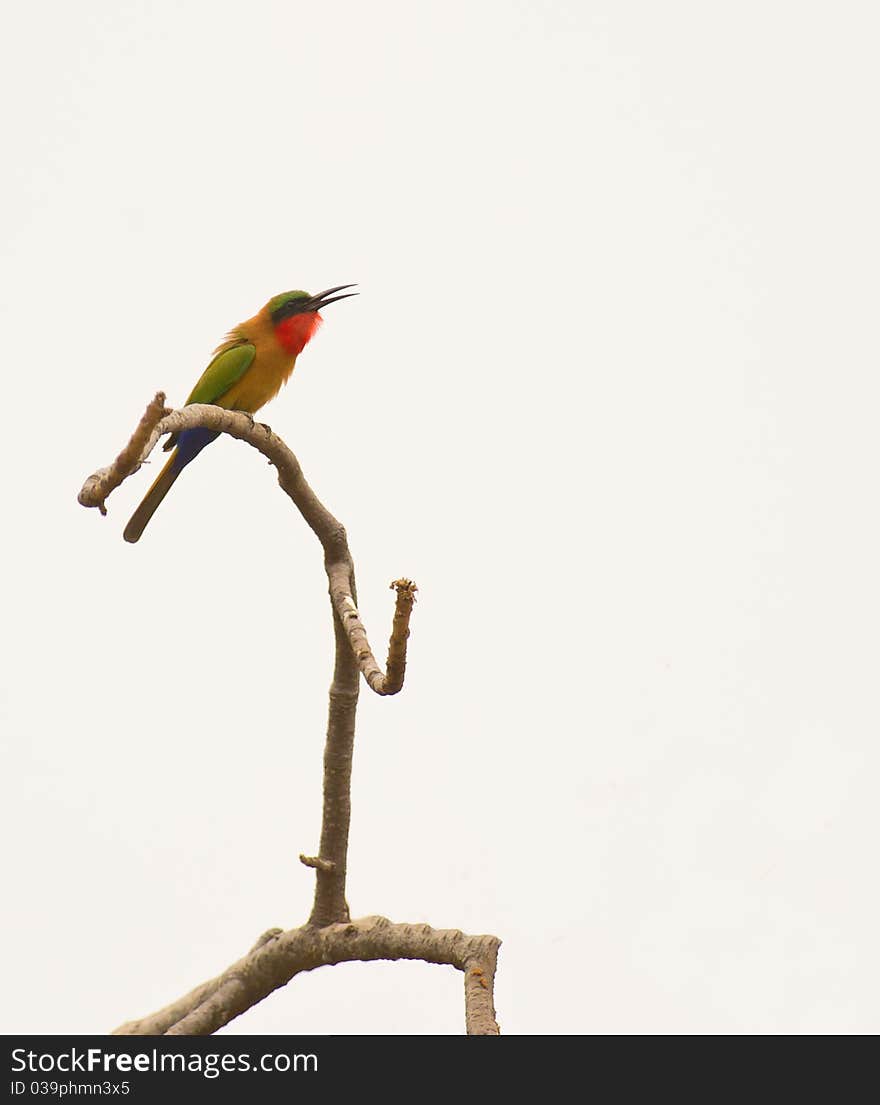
[270,297,309,325]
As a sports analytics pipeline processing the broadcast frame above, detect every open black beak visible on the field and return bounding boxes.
[307,284,358,311]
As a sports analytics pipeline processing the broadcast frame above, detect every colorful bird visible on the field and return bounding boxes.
[123,286,356,543]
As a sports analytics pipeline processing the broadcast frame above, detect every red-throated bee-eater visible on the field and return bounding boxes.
[123,285,356,543]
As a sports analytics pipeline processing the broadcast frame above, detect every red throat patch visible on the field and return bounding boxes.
[274,311,323,356]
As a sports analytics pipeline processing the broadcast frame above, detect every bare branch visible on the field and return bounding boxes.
[112,917,501,1036]
[385,579,418,694]
[332,579,418,695]
[308,607,359,927]
[77,393,169,515]
[80,399,418,927]
[81,398,502,1035]
[463,956,501,1037]
[77,401,416,699]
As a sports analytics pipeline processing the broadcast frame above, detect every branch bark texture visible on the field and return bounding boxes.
[113,917,500,1036]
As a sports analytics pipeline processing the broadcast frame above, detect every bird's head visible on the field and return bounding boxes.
[267,285,357,356]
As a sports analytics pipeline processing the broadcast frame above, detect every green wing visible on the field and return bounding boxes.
[163,342,256,453]
[185,342,256,405]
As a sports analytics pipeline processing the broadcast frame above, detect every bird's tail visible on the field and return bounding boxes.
[123,451,182,544]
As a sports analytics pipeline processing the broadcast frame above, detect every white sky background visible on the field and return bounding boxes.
[2,0,878,1035]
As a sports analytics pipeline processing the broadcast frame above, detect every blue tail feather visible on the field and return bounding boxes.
[173,426,221,472]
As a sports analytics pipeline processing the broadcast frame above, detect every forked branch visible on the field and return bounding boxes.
[79,396,501,1036]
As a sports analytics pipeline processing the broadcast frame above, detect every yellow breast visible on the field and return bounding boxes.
[220,346,296,413]
[217,309,297,414]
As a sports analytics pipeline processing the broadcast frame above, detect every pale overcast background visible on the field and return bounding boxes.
[2,1,878,1035]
